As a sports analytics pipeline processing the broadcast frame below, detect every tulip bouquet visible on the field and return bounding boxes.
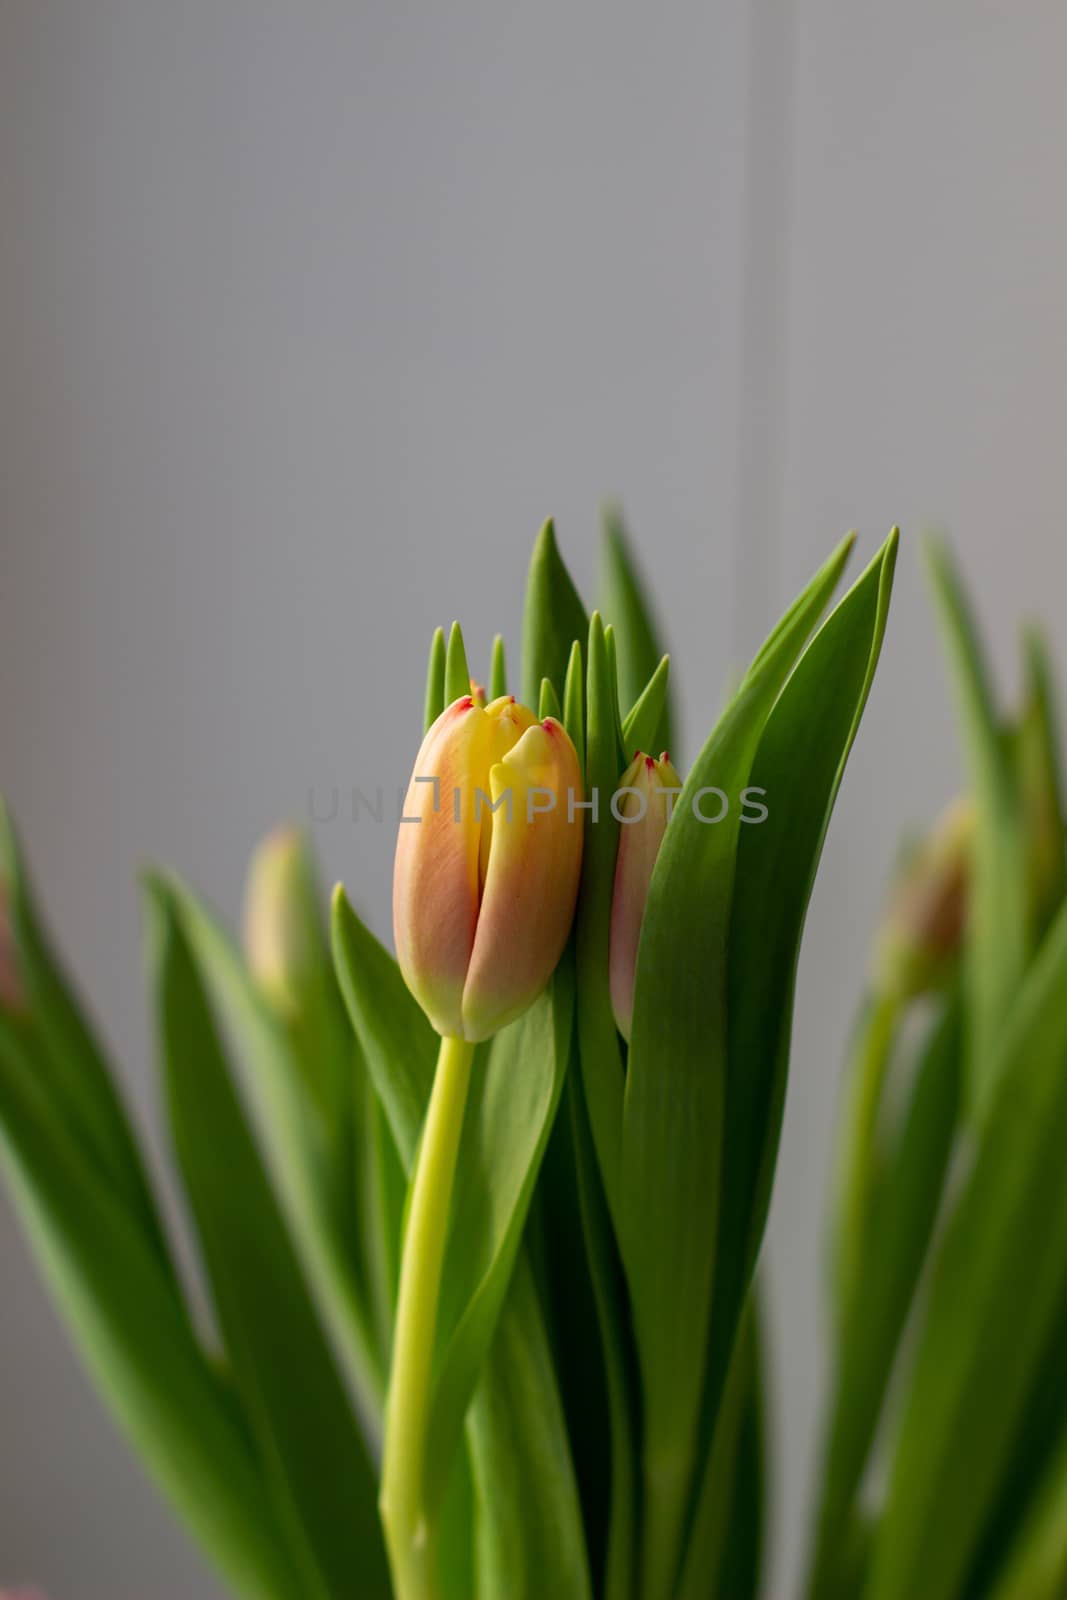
[0,515,902,1600]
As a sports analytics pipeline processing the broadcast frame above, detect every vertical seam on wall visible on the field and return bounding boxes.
[731,0,798,661]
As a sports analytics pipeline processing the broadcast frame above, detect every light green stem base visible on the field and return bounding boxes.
[380,1033,475,1600]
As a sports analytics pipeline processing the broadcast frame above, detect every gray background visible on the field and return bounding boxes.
[2,2,1065,1595]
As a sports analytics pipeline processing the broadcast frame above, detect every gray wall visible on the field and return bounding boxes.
[1,3,1065,1595]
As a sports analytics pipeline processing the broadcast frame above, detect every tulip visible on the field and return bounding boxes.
[872,796,973,1001]
[609,749,683,1041]
[393,693,584,1042]
[243,827,320,1015]
[385,690,584,1600]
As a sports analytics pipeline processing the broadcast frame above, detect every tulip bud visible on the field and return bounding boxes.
[469,678,487,708]
[609,750,682,1041]
[393,694,584,1041]
[872,796,974,1001]
[243,827,321,1015]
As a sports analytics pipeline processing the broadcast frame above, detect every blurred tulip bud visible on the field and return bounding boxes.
[243,827,321,1015]
[0,882,24,1016]
[609,750,683,1041]
[394,693,584,1041]
[873,797,974,1001]
[469,678,487,708]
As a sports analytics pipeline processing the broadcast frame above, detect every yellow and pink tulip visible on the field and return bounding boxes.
[393,692,584,1042]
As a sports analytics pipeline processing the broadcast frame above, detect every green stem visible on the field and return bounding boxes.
[380,1033,474,1600]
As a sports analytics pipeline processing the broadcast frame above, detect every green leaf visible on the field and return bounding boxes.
[522,518,589,709]
[539,676,562,722]
[423,967,575,1513]
[333,888,576,1534]
[688,533,897,1591]
[0,1016,303,1600]
[603,625,627,756]
[445,620,472,706]
[808,993,962,1598]
[711,1344,765,1600]
[830,992,901,1332]
[621,531,860,1598]
[965,1277,1067,1597]
[1015,625,1067,935]
[488,633,508,701]
[145,880,390,1599]
[0,800,170,1268]
[563,640,586,779]
[331,886,438,1169]
[574,613,626,1228]
[425,626,447,730]
[677,1296,764,1600]
[466,1255,593,1600]
[534,1064,636,1600]
[987,1421,1067,1600]
[436,1446,476,1600]
[923,534,1028,1116]
[357,1072,407,1373]
[868,888,1067,1600]
[621,654,672,760]
[601,505,675,756]
[164,877,384,1423]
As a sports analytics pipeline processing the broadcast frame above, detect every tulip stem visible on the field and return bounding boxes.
[380,1032,475,1600]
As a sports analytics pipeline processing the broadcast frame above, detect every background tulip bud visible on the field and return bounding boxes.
[609,750,682,1041]
[872,796,974,1001]
[393,694,583,1041]
[243,827,321,1015]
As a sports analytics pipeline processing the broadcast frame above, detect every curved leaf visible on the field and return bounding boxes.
[868,889,1067,1600]
[146,880,390,1599]
[574,613,626,1226]
[522,518,588,708]
[0,1017,301,1600]
[423,967,574,1512]
[601,506,675,757]
[424,626,447,730]
[466,1256,592,1600]
[166,877,383,1419]
[923,535,1028,1116]
[0,800,170,1267]
[621,532,860,1596]
[808,992,961,1597]
[621,654,672,760]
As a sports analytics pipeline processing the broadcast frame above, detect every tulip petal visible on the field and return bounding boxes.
[462,719,584,1041]
[393,697,490,1038]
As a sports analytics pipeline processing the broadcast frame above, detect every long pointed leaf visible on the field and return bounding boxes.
[146,880,390,1599]
[868,889,1067,1600]
[621,532,859,1596]
[601,506,675,756]
[521,519,588,708]
[466,1256,592,1600]
[0,1017,301,1600]
[923,535,1028,1115]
